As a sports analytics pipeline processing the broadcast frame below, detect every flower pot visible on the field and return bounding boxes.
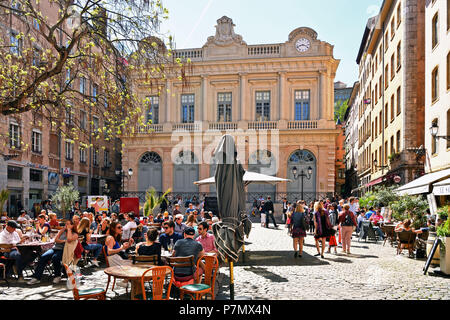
[439,237,450,275]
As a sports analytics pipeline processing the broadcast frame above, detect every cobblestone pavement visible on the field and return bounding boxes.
[215,223,450,300]
[1,223,450,300]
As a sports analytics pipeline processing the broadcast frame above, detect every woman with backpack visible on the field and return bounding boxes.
[313,201,334,258]
[338,204,358,254]
[326,203,339,254]
[289,202,309,258]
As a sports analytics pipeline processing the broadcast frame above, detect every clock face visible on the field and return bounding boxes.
[295,38,311,53]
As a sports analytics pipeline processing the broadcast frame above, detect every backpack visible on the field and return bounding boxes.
[292,212,308,230]
[342,213,354,227]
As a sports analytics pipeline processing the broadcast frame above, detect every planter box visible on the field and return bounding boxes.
[440,237,450,275]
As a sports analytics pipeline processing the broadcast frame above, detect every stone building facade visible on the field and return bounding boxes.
[355,0,425,193]
[122,16,340,203]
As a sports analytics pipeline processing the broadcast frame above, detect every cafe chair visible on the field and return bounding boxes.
[132,254,158,265]
[396,231,417,258]
[358,221,378,243]
[179,255,219,300]
[381,224,395,247]
[139,266,174,300]
[63,263,106,300]
[102,246,117,293]
[166,255,195,298]
[0,262,9,290]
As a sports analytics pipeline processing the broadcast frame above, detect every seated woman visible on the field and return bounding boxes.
[48,212,60,229]
[395,219,423,233]
[98,217,110,235]
[77,217,102,267]
[104,221,133,287]
[185,213,198,235]
[135,228,162,265]
[35,213,51,236]
[27,219,78,285]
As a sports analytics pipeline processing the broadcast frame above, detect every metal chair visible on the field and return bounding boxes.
[63,263,106,300]
[180,255,219,300]
[102,246,117,293]
[131,254,158,265]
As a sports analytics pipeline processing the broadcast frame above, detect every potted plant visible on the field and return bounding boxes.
[51,182,80,219]
[437,205,449,222]
[437,219,450,274]
[143,187,171,217]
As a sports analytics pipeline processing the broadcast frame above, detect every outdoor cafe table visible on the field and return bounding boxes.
[16,240,55,267]
[104,264,171,300]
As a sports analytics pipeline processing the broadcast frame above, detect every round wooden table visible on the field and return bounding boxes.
[104,265,170,300]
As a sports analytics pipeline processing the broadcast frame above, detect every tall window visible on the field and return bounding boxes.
[396,130,401,153]
[104,149,110,167]
[447,109,450,149]
[32,48,41,67]
[397,42,401,70]
[391,135,395,155]
[397,86,401,115]
[65,141,73,160]
[217,92,232,122]
[9,122,20,149]
[375,117,378,138]
[93,148,99,166]
[80,110,87,130]
[66,68,72,87]
[391,54,395,80]
[92,83,98,103]
[93,116,99,133]
[385,31,389,52]
[385,64,389,88]
[10,31,22,56]
[432,119,438,155]
[79,147,86,163]
[385,103,389,128]
[397,3,402,27]
[447,52,450,90]
[432,13,439,49]
[146,96,159,124]
[391,94,395,122]
[379,111,382,134]
[80,76,86,95]
[31,130,42,153]
[65,105,73,126]
[181,94,195,123]
[379,76,382,98]
[384,141,388,165]
[391,17,395,39]
[294,90,310,120]
[448,0,450,31]
[432,66,439,102]
[256,91,271,121]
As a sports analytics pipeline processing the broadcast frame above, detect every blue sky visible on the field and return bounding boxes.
[160,0,383,87]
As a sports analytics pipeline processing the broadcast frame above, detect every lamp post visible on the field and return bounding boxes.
[291,166,313,201]
[373,159,388,171]
[430,122,450,140]
[115,168,133,196]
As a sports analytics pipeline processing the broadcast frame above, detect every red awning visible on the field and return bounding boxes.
[365,177,384,187]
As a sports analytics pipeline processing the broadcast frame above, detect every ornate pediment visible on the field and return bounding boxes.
[205,16,246,47]
[288,27,318,42]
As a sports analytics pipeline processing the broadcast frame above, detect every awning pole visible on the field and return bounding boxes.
[229,260,234,300]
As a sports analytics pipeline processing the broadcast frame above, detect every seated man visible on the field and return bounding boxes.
[0,220,27,282]
[195,221,218,254]
[174,214,187,234]
[122,213,137,241]
[17,210,32,224]
[172,227,204,282]
[159,220,183,251]
[365,207,376,219]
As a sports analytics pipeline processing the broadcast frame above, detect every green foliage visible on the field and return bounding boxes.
[390,194,429,229]
[358,186,400,209]
[0,189,10,213]
[437,219,450,238]
[334,99,349,123]
[143,187,171,217]
[51,182,79,219]
[437,205,449,220]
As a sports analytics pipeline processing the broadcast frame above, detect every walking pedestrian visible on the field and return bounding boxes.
[313,201,333,258]
[338,204,357,254]
[263,196,277,229]
[308,202,315,234]
[289,202,309,258]
[326,203,339,254]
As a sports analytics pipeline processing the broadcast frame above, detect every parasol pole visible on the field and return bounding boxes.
[229,259,235,300]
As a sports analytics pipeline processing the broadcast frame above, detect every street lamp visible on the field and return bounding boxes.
[115,168,133,196]
[291,166,313,201]
[430,122,450,140]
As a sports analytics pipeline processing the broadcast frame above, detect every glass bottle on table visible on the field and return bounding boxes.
[168,239,174,253]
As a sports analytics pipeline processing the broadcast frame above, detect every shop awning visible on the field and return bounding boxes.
[396,168,450,195]
[366,177,384,187]
[432,177,450,196]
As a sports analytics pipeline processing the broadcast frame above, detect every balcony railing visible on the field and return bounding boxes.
[248,45,281,57]
[208,122,238,131]
[136,124,163,134]
[247,121,278,130]
[173,49,203,61]
[287,120,318,130]
[172,123,200,132]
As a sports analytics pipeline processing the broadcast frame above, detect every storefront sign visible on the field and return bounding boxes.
[26,162,48,170]
[62,167,71,177]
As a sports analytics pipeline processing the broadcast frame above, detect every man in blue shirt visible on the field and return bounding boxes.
[365,207,376,219]
[159,220,183,250]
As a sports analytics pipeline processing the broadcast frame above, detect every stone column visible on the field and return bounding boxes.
[165,80,172,124]
[239,73,247,121]
[23,166,30,211]
[319,71,326,120]
[278,72,285,121]
[201,75,208,122]
[162,148,173,192]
